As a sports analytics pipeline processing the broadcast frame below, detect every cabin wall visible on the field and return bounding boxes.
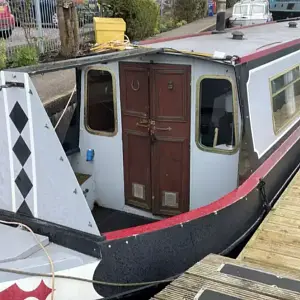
[186,58,241,210]
[70,61,124,212]
[247,49,300,159]
[70,54,241,215]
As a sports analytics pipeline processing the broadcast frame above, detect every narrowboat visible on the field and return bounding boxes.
[269,0,300,20]
[0,17,300,299]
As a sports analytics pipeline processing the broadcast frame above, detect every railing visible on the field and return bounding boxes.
[2,0,99,58]
[272,0,300,2]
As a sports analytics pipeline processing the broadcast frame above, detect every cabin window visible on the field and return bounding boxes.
[233,4,249,15]
[86,69,116,135]
[271,66,300,134]
[250,4,265,14]
[197,77,237,153]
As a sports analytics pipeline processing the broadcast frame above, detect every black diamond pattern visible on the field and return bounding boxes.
[10,102,28,133]
[15,169,33,199]
[13,136,31,166]
[17,200,34,217]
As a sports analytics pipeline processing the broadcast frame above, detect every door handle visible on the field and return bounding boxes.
[138,118,149,124]
[150,129,156,143]
[155,126,172,131]
[136,122,150,129]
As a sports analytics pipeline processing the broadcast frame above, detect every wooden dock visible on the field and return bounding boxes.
[152,171,300,300]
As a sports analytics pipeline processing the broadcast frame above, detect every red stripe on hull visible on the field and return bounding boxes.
[104,125,300,240]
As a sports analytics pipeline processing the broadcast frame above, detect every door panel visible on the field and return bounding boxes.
[121,63,149,117]
[150,65,191,215]
[120,63,152,210]
[152,67,188,122]
[123,132,152,209]
[152,137,189,215]
[120,62,191,215]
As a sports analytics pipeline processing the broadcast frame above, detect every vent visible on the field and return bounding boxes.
[162,191,178,208]
[132,183,145,200]
[232,31,244,40]
[289,21,297,28]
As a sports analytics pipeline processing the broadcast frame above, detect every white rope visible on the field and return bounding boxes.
[54,85,76,130]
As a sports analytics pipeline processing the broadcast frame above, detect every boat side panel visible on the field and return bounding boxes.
[94,189,262,297]
[93,129,300,297]
[239,47,300,178]
[247,49,300,159]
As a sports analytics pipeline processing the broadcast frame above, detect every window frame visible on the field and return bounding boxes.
[250,4,265,15]
[84,67,118,137]
[233,3,249,15]
[269,64,300,136]
[195,75,239,155]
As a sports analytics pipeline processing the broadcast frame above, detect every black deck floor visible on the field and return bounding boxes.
[92,204,157,233]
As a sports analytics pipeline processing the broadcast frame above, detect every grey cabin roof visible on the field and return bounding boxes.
[146,20,300,58]
[12,20,300,74]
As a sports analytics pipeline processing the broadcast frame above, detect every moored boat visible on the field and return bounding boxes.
[229,0,272,27]
[0,17,300,299]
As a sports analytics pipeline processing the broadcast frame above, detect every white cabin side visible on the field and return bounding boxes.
[69,54,243,218]
[247,49,300,159]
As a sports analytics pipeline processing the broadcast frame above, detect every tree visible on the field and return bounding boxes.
[57,0,80,58]
[106,0,160,40]
[172,0,207,23]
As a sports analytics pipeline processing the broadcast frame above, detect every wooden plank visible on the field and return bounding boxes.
[247,233,300,259]
[186,254,300,299]
[153,284,195,300]
[267,214,300,228]
[254,228,300,247]
[237,256,300,280]
[261,222,300,237]
[276,203,300,212]
[279,196,300,204]
[171,273,279,300]
[240,247,300,273]
[271,208,300,220]
[199,254,300,280]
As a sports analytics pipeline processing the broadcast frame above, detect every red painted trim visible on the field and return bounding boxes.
[239,38,300,63]
[104,125,300,241]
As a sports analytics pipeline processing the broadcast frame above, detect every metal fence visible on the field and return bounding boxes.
[2,0,99,57]
[157,0,174,16]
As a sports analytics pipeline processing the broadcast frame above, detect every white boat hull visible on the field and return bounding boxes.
[229,18,269,27]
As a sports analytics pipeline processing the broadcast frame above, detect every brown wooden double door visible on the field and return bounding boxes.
[120,62,191,216]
